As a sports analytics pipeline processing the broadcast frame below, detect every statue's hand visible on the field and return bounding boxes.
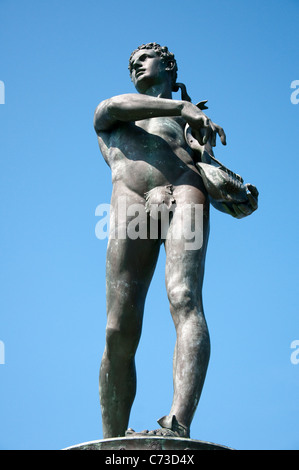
[220,183,259,219]
[182,102,226,147]
[181,102,210,144]
[191,122,226,149]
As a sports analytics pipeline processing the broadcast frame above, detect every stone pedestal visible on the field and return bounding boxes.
[64,436,233,451]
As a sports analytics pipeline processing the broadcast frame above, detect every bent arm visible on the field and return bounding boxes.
[94,94,184,132]
[93,94,209,134]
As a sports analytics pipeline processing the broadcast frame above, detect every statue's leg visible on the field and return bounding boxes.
[163,185,210,436]
[99,214,160,438]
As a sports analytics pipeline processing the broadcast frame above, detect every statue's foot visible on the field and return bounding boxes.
[157,415,190,438]
[125,415,190,439]
[125,428,179,437]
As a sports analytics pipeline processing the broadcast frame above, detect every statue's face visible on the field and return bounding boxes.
[130,49,169,93]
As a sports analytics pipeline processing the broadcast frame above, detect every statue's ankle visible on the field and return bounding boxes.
[157,415,190,438]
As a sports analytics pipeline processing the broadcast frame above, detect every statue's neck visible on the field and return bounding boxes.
[143,83,172,99]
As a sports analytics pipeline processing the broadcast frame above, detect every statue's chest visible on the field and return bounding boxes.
[135,117,186,147]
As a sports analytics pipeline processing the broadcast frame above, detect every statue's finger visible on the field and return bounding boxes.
[202,124,211,145]
[232,204,246,219]
[215,125,227,145]
[247,193,258,211]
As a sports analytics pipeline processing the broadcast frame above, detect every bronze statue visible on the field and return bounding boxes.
[93,43,258,440]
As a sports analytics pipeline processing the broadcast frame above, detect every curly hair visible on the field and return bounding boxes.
[128,42,178,87]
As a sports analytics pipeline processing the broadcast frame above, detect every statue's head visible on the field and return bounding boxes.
[128,43,178,90]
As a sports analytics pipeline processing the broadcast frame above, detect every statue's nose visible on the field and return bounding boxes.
[134,61,142,70]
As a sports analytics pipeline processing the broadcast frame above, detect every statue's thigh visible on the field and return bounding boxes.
[164,203,209,308]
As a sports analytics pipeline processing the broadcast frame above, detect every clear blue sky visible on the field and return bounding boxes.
[0,0,298,450]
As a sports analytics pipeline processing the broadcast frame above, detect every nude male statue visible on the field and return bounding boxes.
[94,43,229,439]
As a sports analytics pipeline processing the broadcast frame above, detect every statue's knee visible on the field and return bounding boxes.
[168,285,196,313]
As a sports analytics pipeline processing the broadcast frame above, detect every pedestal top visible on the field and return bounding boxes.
[64,436,233,451]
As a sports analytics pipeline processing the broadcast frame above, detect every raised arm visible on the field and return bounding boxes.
[93,93,212,143]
